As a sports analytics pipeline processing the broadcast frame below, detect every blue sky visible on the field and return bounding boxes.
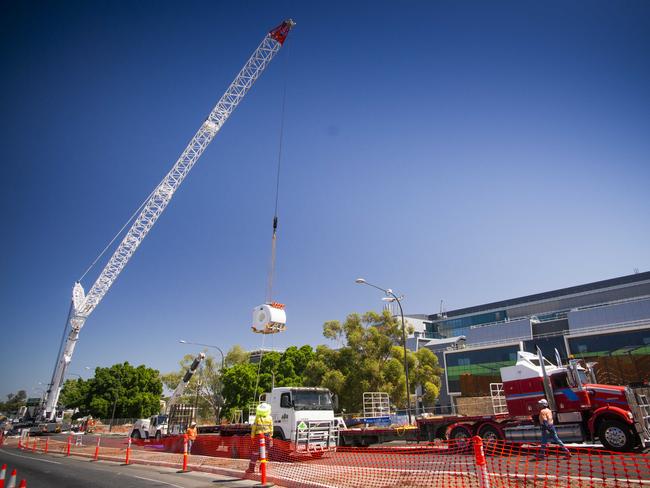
[1,1,649,399]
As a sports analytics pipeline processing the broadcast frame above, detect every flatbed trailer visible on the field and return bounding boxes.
[339,426,420,446]
[338,414,514,447]
[198,424,250,436]
[416,413,515,443]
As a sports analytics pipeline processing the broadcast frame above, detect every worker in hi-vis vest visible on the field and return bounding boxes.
[247,402,273,473]
[186,421,198,453]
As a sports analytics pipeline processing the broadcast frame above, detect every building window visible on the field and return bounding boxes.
[445,344,520,395]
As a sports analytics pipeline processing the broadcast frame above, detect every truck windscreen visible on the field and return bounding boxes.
[292,390,333,410]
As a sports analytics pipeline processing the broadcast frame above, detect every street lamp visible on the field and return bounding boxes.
[179,340,225,369]
[355,278,412,424]
[180,339,226,423]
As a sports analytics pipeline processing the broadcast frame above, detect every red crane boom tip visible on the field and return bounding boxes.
[269,19,296,45]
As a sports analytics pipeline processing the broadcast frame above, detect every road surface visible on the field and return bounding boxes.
[0,447,259,487]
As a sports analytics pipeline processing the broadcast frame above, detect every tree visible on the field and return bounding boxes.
[59,363,162,419]
[0,390,27,415]
[225,345,250,367]
[59,379,89,411]
[305,310,443,414]
[219,345,315,419]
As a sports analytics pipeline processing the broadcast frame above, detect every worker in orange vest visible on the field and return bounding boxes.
[186,421,198,453]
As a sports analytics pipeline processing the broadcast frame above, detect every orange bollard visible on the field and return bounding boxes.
[18,481,26,488]
[472,436,491,488]
[44,438,49,454]
[178,434,190,473]
[0,463,6,488]
[259,434,267,485]
[93,437,100,461]
[124,436,131,465]
[66,436,71,456]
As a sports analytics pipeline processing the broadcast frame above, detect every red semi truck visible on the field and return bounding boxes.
[414,350,650,452]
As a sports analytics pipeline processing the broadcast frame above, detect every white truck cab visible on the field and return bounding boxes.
[259,387,339,454]
[132,414,168,440]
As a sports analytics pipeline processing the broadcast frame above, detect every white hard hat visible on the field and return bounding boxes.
[538,398,548,406]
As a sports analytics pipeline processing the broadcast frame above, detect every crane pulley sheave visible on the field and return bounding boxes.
[42,19,296,420]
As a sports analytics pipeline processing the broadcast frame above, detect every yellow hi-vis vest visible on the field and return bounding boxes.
[251,415,273,438]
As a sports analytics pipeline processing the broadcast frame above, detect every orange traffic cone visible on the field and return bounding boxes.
[17,481,26,488]
[0,463,7,488]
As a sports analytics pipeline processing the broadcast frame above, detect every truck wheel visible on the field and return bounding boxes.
[130,430,141,440]
[154,431,162,442]
[598,419,636,452]
[448,424,472,452]
[478,424,503,456]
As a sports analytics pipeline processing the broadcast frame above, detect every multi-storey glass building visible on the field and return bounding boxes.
[407,271,650,409]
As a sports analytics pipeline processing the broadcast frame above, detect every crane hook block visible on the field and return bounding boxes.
[252,303,287,334]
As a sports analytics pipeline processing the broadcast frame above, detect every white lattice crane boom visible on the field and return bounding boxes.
[42,20,295,420]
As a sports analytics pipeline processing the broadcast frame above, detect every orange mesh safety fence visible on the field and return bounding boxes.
[6,434,650,487]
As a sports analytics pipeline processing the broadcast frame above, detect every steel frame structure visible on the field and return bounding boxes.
[43,20,295,419]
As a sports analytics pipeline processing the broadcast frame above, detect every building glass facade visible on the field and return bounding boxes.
[567,328,650,385]
[436,310,507,338]
[445,344,520,395]
[419,272,650,405]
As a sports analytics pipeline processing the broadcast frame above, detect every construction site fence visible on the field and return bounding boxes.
[7,432,650,487]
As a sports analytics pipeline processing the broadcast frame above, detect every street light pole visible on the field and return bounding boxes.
[355,278,412,425]
[179,340,226,422]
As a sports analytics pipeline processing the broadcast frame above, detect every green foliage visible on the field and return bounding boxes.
[58,379,89,411]
[219,345,315,417]
[225,345,249,366]
[221,362,258,417]
[0,390,27,415]
[305,310,443,414]
[59,362,162,418]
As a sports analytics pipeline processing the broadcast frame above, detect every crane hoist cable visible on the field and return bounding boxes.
[251,41,292,403]
[250,39,291,337]
[266,38,290,305]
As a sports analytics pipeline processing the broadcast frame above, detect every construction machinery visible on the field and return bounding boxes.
[215,387,340,455]
[38,19,295,426]
[340,349,650,452]
[131,352,205,440]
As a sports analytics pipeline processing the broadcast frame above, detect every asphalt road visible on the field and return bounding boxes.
[0,447,259,488]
